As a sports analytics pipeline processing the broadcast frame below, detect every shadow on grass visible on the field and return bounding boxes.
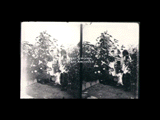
[45,82,80,99]
[100,81,137,97]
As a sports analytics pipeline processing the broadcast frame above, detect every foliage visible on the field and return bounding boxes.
[22,29,138,92]
[129,47,139,83]
[22,30,81,92]
[65,45,80,90]
[82,30,139,88]
[82,32,120,82]
[82,41,97,82]
[22,31,54,80]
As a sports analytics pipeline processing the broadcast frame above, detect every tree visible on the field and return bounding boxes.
[82,31,122,84]
[21,41,37,80]
[22,31,54,81]
[82,41,97,82]
[34,31,55,81]
[65,44,80,90]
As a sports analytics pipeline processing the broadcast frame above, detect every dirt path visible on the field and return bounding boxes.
[82,83,137,99]
[26,82,75,99]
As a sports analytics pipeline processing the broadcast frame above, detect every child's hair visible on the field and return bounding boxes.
[122,50,129,56]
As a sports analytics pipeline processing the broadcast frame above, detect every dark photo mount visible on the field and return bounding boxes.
[20,22,139,99]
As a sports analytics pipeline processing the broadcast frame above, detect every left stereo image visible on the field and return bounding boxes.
[20,22,81,99]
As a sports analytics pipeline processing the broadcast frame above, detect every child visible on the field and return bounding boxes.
[115,61,123,86]
[121,50,132,91]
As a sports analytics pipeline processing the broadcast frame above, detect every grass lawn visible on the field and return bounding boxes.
[82,83,137,99]
[26,82,79,99]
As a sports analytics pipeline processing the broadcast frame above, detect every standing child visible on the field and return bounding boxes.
[121,50,132,91]
[115,61,123,86]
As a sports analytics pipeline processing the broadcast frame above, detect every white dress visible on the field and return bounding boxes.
[108,62,116,76]
[113,55,131,85]
[121,56,132,74]
[47,62,54,75]
[117,55,131,85]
